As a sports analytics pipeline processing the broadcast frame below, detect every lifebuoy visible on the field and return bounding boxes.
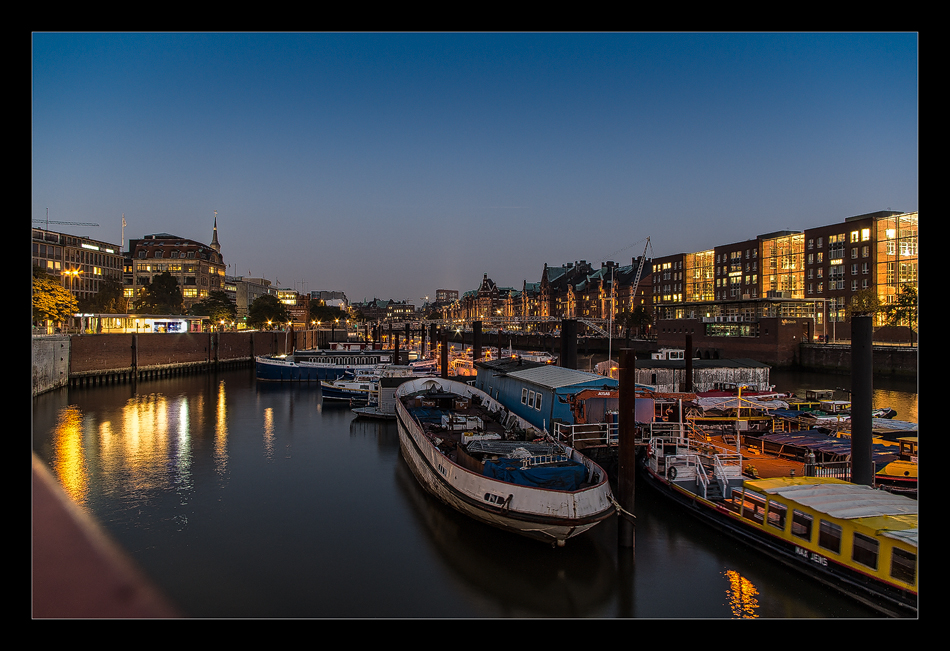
[668,466,678,481]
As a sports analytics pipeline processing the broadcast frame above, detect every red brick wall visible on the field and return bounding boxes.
[136,333,210,367]
[69,332,269,375]
[70,334,134,373]
[218,332,253,360]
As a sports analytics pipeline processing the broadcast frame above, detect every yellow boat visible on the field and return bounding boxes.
[733,477,917,616]
[874,437,918,495]
[642,433,918,617]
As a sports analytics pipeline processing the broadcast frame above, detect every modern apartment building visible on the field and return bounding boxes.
[653,210,918,363]
[32,227,125,305]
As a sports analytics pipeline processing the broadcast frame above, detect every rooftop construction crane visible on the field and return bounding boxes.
[33,220,100,227]
[33,208,100,229]
[630,236,651,299]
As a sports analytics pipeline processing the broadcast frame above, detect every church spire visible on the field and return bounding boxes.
[211,210,221,254]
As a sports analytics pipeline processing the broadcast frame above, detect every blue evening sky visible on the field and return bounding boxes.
[32,32,918,305]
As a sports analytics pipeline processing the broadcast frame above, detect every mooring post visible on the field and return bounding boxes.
[473,321,482,362]
[441,329,449,379]
[851,314,874,485]
[560,319,577,369]
[618,348,636,552]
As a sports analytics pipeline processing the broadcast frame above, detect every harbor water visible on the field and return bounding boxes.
[32,365,916,618]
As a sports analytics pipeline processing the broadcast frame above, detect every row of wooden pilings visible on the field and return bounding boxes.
[68,358,253,388]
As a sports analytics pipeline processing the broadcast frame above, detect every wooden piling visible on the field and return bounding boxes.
[440,329,449,379]
[473,321,482,362]
[618,348,636,552]
[851,315,874,485]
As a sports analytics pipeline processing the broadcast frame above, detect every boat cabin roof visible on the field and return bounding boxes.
[744,477,918,523]
[478,359,618,390]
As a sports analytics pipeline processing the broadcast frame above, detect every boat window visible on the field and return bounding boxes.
[528,391,535,408]
[767,500,787,531]
[535,393,542,411]
[791,510,813,541]
[740,492,766,524]
[852,532,879,570]
[818,520,842,554]
[522,388,528,405]
[890,547,916,585]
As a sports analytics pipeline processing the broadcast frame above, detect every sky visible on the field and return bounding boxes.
[32,32,918,305]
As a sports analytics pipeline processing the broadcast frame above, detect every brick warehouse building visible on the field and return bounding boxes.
[653,210,918,365]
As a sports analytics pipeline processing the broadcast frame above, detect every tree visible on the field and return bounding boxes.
[883,284,918,344]
[247,294,290,329]
[308,303,347,325]
[133,272,184,314]
[79,277,126,314]
[191,291,237,328]
[616,305,652,338]
[33,267,78,329]
[846,288,880,320]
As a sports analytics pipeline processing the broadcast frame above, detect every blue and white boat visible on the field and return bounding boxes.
[323,365,429,403]
[255,342,394,382]
[320,375,377,403]
[395,376,617,546]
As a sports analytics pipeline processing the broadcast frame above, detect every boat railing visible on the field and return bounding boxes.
[811,460,851,481]
[712,453,743,497]
[665,453,709,495]
[520,454,571,468]
[553,421,618,448]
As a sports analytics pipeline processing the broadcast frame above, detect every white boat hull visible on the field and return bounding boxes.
[395,378,615,545]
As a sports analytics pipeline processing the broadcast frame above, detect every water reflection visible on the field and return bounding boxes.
[724,569,760,619]
[215,381,228,472]
[34,369,895,618]
[52,405,86,508]
[263,407,275,459]
[46,388,224,527]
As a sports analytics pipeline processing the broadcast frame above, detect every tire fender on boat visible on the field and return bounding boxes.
[667,466,677,481]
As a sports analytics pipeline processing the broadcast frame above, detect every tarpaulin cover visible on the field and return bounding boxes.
[759,430,899,469]
[482,458,587,491]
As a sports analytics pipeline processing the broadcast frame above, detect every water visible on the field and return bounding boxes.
[33,366,911,618]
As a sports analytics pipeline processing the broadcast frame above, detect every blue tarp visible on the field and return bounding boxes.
[482,458,588,491]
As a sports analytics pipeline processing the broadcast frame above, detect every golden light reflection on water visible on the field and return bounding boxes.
[52,405,87,508]
[214,381,229,472]
[263,407,275,459]
[48,386,234,512]
[724,569,759,619]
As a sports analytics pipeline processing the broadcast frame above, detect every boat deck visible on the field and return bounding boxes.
[404,390,565,472]
[705,433,805,480]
